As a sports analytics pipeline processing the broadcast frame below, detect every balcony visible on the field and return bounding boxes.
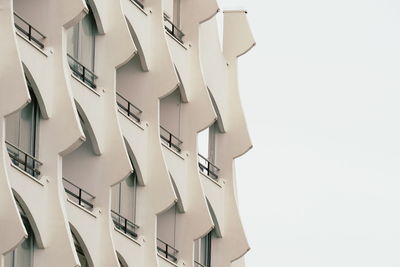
[160,126,182,153]
[67,54,98,89]
[163,14,184,44]
[111,210,139,239]
[157,238,178,263]
[116,92,142,123]
[198,154,220,180]
[6,141,42,178]
[13,12,46,49]
[63,178,95,211]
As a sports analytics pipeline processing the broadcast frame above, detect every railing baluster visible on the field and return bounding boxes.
[13,12,45,49]
[159,126,182,153]
[116,92,142,123]
[24,154,28,172]
[157,238,178,262]
[198,153,220,180]
[67,54,97,89]
[5,142,43,178]
[78,189,82,206]
[111,210,139,239]
[63,178,95,210]
[163,14,184,43]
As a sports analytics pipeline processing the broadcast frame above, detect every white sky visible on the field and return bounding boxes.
[217,0,400,266]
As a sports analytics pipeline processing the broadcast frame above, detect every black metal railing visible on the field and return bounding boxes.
[130,0,144,9]
[116,92,142,123]
[160,126,182,153]
[198,154,220,180]
[6,141,42,178]
[67,54,98,89]
[194,261,207,267]
[63,178,95,210]
[163,14,184,43]
[111,210,139,239]
[13,12,46,49]
[157,238,178,263]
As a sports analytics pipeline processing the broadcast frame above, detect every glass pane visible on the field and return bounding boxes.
[14,235,33,267]
[19,100,35,156]
[5,89,39,157]
[198,128,209,158]
[3,250,14,267]
[120,175,136,222]
[80,12,96,71]
[111,183,120,213]
[162,0,174,19]
[194,239,200,262]
[67,24,79,58]
[72,232,89,267]
[5,111,20,146]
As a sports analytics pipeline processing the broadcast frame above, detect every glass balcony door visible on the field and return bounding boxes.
[5,86,40,157]
[67,9,96,72]
[194,231,212,267]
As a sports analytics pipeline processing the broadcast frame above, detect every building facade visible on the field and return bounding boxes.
[0,0,255,266]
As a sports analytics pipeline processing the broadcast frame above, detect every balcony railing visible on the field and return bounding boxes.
[198,154,220,180]
[6,141,42,178]
[116,92,142,123]
[157,238,178,263]
[163,14,184,43]
[63,178,95,210]
[130,0,144,9]
[67,54,98,89]
[160,126,182,153]
[14,12,46,49]
[111,210,139,239]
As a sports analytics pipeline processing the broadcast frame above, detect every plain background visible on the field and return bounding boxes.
[217,0,400,266]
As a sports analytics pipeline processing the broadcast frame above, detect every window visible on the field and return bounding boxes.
[5,80,42,178]
[67,9,96,71]
[194,231,212,267]
[4,200,35,267]
[163,0,180,26]
[111,154,139,238]
[71,231,89,267]
[159,89,183,152]
[197,122,220,180]
[5,81,39,157]
[67,6,98,88]
[162,0,184,42]
[157,203,179,262]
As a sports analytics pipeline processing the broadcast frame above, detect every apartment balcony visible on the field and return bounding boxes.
[63,178,95,211]
[6,141,42,178]
[157,238,178,263]
[111,210,139,239]
[13,12,46,49]
[160,126,182,153]
[198,154,220,180]
[116,92,142,123]
[67,54,98,89]
[163,14,184,44]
